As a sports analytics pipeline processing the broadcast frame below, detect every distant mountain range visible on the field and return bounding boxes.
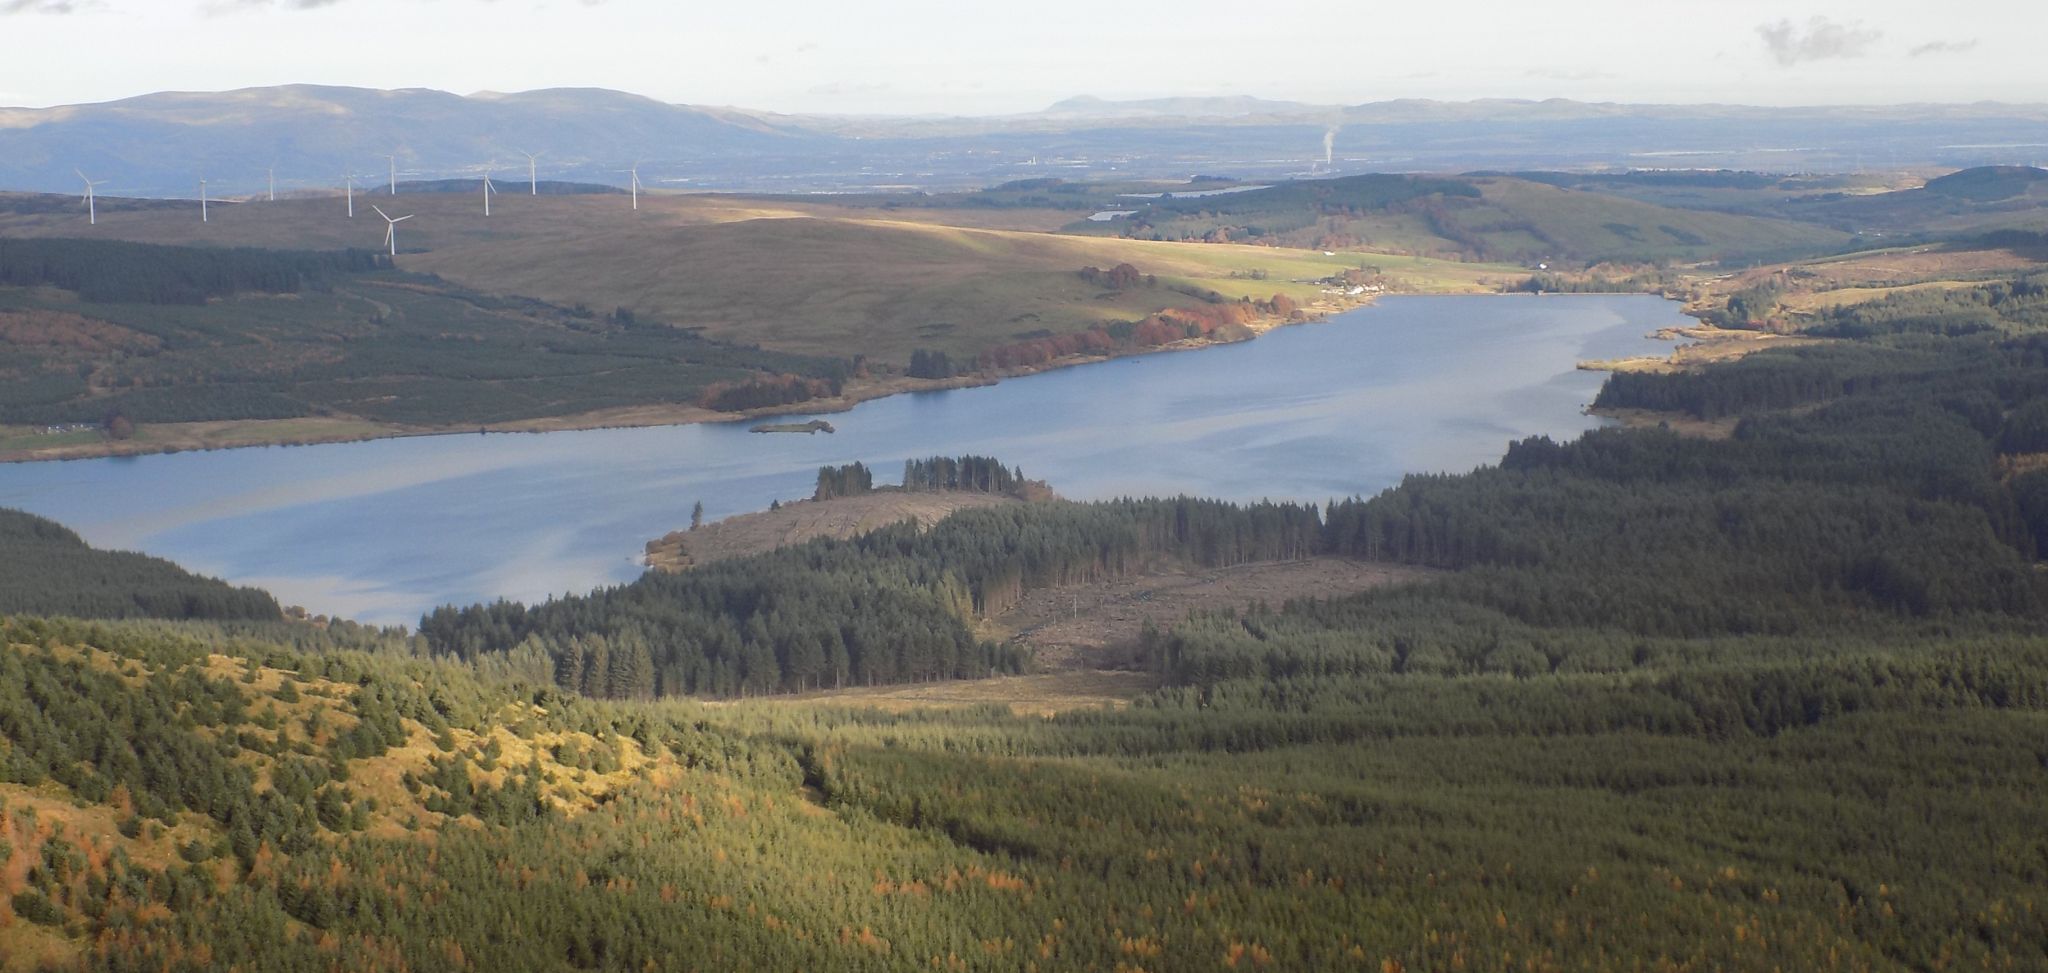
[0,85,824,198]
[6,85,2048,197]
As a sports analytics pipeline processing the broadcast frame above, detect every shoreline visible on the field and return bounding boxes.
[1575,323,1817,376]
[0,293,1381,465]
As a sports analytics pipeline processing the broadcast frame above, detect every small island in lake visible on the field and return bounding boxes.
[750,420,836,435]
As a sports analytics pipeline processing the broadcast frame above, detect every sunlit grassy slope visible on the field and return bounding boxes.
[411,215,1512,360]
[0,190,1513,362]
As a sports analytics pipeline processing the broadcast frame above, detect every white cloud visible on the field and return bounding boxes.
[1757,17,1883,66]
[1909,39,1979,57]
[1,0,104,13]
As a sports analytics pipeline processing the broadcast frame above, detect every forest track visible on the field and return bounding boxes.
[991,557,1437,671]
[737,669,1161,717]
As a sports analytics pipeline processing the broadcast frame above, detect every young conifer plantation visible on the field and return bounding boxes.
[3,277,2047,970]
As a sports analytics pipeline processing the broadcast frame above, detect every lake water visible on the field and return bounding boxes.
[0,295,1689,626]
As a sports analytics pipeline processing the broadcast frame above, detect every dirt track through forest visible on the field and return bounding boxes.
[992,557,1437,671]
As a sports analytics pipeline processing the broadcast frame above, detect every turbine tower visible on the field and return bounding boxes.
[267,166,276,202]
[200,178,209,223]
[482,169,498,216]
[344,173,357,218]
[372,204,412,256]
[620,162,643,211]
[384,153,399,195]
[521,150,541,195]
[75,169,105,226]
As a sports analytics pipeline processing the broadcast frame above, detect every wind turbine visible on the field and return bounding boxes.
[520,150,541,195]
[344,172,358,218]
[482,169,498,216]
[75,169,105,226]
[619,162,643,211]
[371,204,412,256]
[200,177,209,223]
[384,153,399,195]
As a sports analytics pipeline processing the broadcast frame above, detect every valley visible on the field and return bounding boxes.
[0,186,1510,462]
[5,164,2046,465]
[3,70,2048,971]
[9,274,2048,966]
[0,293,1677,624]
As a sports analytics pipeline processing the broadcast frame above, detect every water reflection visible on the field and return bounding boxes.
[0,295,1689,625]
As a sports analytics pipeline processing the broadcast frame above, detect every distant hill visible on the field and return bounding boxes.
[10,86,2048,196]
[1067,172,1854,265]
[786,95,2048,175]
[394,178,626,196]
[1781,166,2048,237]
[1923,165,2048,202]
[1033,94,1332,120]
[0,84,828,197]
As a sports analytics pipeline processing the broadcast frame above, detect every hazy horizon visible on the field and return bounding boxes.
[11,82,2048,118]
[1,0,2042,115]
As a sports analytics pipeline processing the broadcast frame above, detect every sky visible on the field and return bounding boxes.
[0,0,2040,114]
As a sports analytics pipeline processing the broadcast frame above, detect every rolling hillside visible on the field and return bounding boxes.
[1071,173,1856,265]
[0,189,1510,365]
[1779,165,2048,237]
[407,211,1502,361]
[0,235,853,453]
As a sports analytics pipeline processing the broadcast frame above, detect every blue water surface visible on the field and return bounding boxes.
[0,295,1689,625]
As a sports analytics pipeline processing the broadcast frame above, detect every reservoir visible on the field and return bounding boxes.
[0,295,1690,626]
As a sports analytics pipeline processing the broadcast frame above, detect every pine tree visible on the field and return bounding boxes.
[553,639,587,693]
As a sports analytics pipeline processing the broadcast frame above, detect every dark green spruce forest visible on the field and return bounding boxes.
[3,275,2048,971]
